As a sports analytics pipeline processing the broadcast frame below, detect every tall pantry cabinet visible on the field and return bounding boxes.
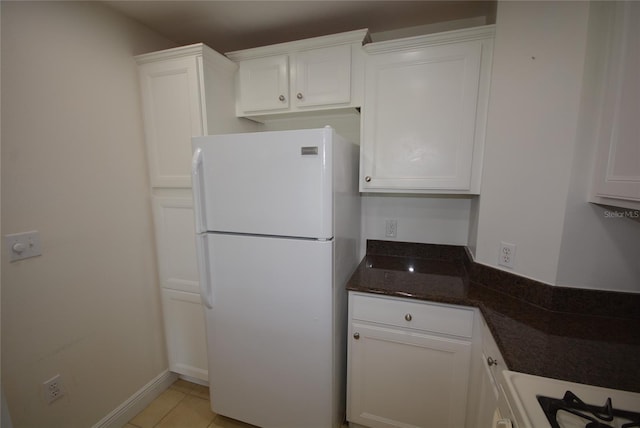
[135,43,260,382]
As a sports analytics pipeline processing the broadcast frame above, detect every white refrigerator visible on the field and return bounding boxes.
[191,127,360,428]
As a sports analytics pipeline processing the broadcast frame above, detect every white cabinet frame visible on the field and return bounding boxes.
[360,26,495,194]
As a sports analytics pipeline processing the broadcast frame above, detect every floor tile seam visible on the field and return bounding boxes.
[169,385,196,394]
[187,390,210,401]
[151,389,190,428]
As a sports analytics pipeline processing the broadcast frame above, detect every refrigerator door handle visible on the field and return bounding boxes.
[191,147,206,234]
[195,234,213,309]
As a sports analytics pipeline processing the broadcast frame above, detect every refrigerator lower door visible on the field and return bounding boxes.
[202,233,336,428]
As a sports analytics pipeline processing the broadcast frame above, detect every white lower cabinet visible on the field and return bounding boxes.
[347,292,474,428]
[152,191,208,382]
[475,348,501,427]
[469,316,514,428]
[152,193,200,294]
[160,288,208,382]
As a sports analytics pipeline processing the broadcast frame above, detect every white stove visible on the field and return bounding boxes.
[502,371,640,428]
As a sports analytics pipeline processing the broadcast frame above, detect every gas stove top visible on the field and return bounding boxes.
[537,390,640,428]
[503,371,640,428]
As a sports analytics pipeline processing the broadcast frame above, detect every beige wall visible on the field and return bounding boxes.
[1,1,176,426]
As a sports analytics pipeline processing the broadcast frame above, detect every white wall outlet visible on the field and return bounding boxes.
[385,219,398,238]
[498,241,516,268]
[43,374,64,404]
[5,230,42,262]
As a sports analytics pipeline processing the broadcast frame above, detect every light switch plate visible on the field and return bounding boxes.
[6,230,42,262]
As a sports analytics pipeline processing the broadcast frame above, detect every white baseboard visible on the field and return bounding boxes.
[92,370,178,428]
[177,374,209,387]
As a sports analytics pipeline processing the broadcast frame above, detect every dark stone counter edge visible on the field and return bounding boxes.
[366,240,640,321]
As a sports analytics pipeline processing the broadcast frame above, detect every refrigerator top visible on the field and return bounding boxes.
[192,127,342,239]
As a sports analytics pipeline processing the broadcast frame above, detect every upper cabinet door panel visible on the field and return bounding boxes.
[592,2,640,204]
[139,56,204,188]
[238,55,290,113]
[294,44,351,108]
[361,40,483,192]
[227,29,369,119]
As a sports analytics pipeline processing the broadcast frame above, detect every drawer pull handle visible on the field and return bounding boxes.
[297,92,303,100]
[487,356,498,367]
[364,176,372,182]
[404,313,412,322]
[278,95,286,102]
[353,332,360,340]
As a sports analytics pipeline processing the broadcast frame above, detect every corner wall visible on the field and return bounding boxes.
[475,1,639,292]
[1,2,176,426]
[555,2,640,292]
[475,1,590,285]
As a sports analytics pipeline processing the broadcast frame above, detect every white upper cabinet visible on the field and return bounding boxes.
[294,44,352,107]
[238,55,290,112]
[227,29,369,120]
[360,26,495,194]
[136,43,258,188]
[137,52,204,187]
[591,2,640,209]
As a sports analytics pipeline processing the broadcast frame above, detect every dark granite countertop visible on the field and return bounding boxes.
[347,241,640,393]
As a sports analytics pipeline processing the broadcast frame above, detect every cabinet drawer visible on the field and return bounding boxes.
[351,293,474,338]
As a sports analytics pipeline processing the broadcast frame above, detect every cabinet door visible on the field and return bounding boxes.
[294,44,351,108]
[161,288,208,382]
[238,55,289,113]
[361,41,483,192]
[152,194,199,294]
[474,353,500,428]
[592,2,640,205]
[139,56,204,187]
[348,322,472,428]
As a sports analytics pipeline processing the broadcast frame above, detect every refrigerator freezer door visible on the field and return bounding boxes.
[192,128,333,239]
[202,233,335,428]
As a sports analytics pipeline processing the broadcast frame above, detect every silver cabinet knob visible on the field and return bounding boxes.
[278,95,286,102]
[353,332,360,340]
[365,176,372,182]
[297,93,303,100]
[405,313,412,321]
[487,356,498,367]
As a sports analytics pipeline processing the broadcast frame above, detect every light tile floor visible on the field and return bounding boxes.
[126,379,257,428]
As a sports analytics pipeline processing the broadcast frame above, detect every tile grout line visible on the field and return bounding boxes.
[151,387,190,428]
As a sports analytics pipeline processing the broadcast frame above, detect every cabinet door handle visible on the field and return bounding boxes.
[278,95,286,102]
[405,313,412,321]
[296,92,303,100]
[353,332,360,339]
[365,176,372,182]
[487,356,498,367]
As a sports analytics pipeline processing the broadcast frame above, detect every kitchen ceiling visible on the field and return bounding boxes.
[104,0,496,53]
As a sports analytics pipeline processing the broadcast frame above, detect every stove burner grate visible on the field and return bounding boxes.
[537,391,640,428]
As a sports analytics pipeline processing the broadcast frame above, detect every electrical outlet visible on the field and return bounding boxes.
[43,374,64,404]
[385,219,397,238]
[498,242,516,268]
